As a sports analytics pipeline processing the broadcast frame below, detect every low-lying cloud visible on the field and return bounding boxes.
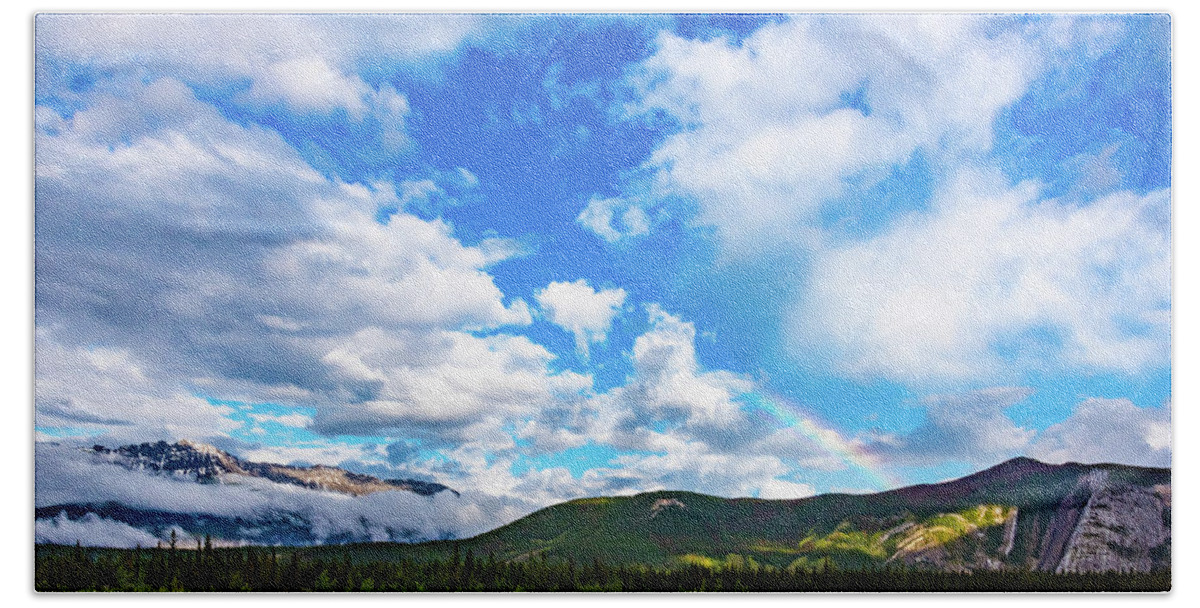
[35,443,541,548]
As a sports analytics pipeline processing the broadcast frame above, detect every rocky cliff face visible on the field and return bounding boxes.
[90,440,456,497]
[887,465,1170,574]
[1053,475,1170,574]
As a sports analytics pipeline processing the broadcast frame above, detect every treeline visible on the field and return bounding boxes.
[36,541,1170,592]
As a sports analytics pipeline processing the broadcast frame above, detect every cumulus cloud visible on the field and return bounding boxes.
[1029,398,1171,468]
[35,76,540,449]
[796,169,1170,383]
[466,303,839,500]
[373,85,413,152]
[535,279,627,357]
[614,305,756,442]
[31,40,598,509]
[603,15,1168,386]
[241,56,371,117]
[526,305,834,498]
[611,14,1039,254]
[239,442,387,470]
[606,444,814,499]
[313,327,590,440]
[32,70,605,508]
[33,14,1170,515]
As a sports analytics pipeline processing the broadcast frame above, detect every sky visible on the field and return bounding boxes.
[33,13,1171,520]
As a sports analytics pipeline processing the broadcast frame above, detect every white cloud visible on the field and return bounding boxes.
[1029,398,1171,468]
[535,279,627,357]
[617,14,1040,256]
[525,305,835,498]
[374,85,412,152]
[622,205,651,237]
[610,438,815,499]
[757,478,820,500]
[796,169,1170,383]
[506,428,820,501]
[618,305,754,438]
[239,442,384,469]
[577,197,622,242]
[36,512,167,548]
[577,196,650,242]
[268,194,534,332]
[602,14,1169,386]
[241,56,371,117]
[31,61,595,511]
[36,14,480,118]
[314,327,590,439]
[863,389,1173,470]
[34,14,1169,512]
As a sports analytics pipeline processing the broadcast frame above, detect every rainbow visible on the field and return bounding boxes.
[740,391,900,492]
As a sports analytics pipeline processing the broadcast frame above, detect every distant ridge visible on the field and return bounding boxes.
[88,439,457,497]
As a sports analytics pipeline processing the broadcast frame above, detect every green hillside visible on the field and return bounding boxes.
[311,458,1170,572]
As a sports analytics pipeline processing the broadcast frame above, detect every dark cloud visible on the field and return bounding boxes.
[864,389,1172,470]
[1029,398,1171,468]
[866,387,1036,466]
[36,399,133,427]
[385,441,421,466]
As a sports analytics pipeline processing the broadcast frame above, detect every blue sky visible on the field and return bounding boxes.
[34,13,1170,508]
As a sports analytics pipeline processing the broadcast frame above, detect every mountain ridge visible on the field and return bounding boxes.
[318,456,1169,575]
[87,439,457,498]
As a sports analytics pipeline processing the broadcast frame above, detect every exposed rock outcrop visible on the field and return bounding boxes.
[1055,482,1170,574]
[650,498,687,518]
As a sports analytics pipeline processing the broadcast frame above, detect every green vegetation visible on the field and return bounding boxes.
[35,543,1169,592]
[892,505,1013,555]
[35,460,1171,592]
[306,495,1029,572]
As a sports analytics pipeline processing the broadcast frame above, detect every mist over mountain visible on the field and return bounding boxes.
[35,442,537,546]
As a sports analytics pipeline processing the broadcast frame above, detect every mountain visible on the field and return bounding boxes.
[36,447,1169,574]
[319,457,1170,574]
[36,440,460,545]
[88,440,456,497]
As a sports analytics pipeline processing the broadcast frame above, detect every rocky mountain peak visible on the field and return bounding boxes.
[89,440,455,497]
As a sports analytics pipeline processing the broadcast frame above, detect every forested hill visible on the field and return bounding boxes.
[311,457,1170,574]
